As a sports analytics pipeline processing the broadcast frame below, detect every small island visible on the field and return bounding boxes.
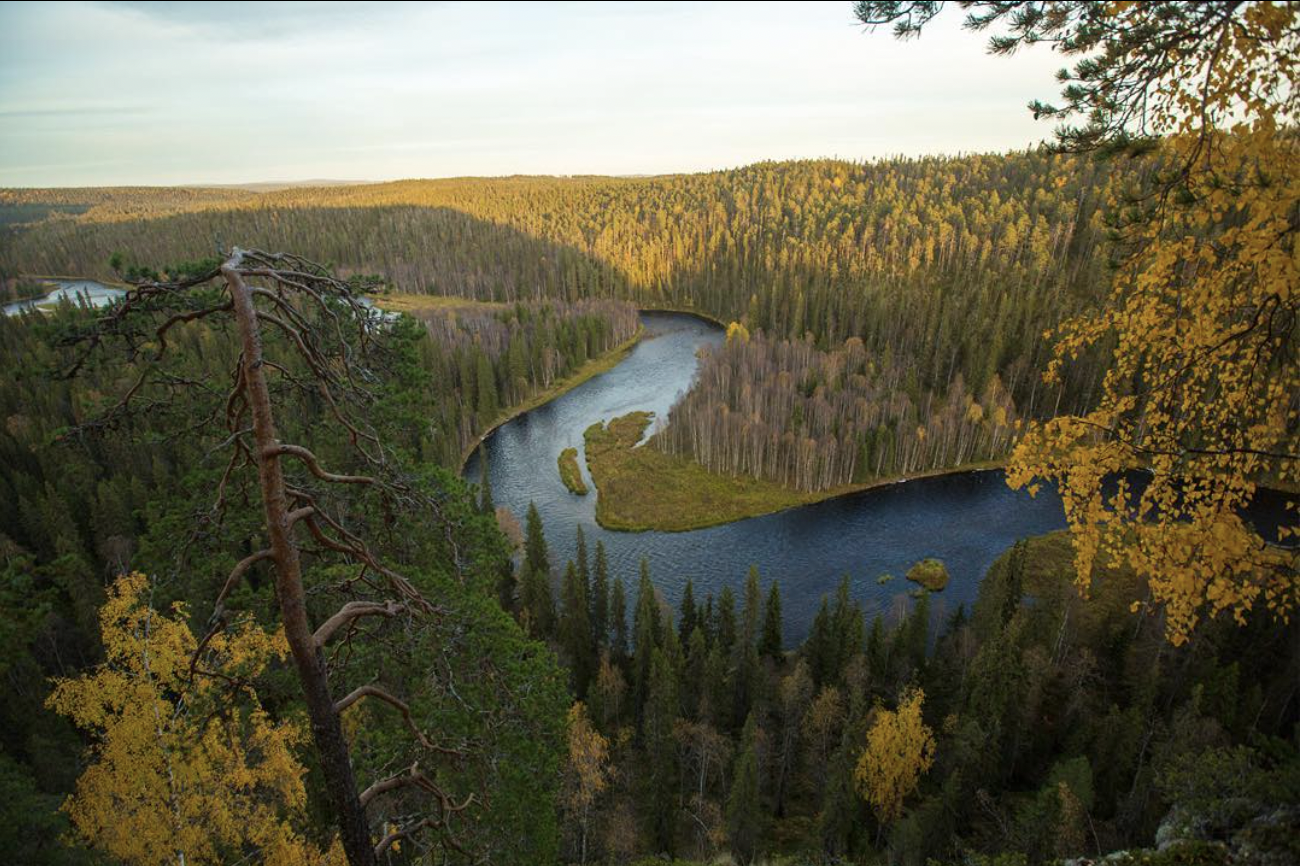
[583,411,816,531]
[906,558,950,592]
[557,447,589,495]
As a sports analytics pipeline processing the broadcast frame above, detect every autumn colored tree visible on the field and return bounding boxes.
[47,572,340,866]
[562,702,610,866]
[856,1,1300,644]
[854,687,935,827]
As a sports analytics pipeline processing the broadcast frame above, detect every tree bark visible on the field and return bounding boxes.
[224,251,376,866]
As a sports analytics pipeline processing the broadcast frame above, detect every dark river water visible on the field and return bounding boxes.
[464,312,1293,645]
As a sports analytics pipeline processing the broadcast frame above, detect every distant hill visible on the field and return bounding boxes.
[190,179,377,192]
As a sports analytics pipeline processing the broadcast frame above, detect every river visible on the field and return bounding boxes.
[467,312,1068,644]
[2,279,125,316]
[466,311,1296,644]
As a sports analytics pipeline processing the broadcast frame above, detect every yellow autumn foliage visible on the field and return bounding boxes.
[1009,1,1299,645]
[46,572,343,866]
[853,687,935,824]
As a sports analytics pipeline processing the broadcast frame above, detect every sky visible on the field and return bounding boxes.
[0,1,1073,187]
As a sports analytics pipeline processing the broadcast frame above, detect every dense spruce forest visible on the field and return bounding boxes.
[519,514,1300,866]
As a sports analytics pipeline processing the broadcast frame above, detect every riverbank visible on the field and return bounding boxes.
[584,410,1007,532]
[22,273,131,289]
[638,305,728,329]
[456,327,645,470]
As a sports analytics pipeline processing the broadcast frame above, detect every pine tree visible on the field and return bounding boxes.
[760,581,783,661]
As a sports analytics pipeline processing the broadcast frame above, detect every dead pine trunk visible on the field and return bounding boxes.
[224,253,377,866]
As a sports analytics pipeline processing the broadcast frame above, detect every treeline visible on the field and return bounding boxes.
[509,501,1300,865]
[653,329,1021,491]
[1,153,1116,422]
[404,297,639,464]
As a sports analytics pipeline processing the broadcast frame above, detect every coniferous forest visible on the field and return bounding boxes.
[0,3,1297,866]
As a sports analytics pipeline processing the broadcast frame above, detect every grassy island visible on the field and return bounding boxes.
[557,447,588,495]
[582,412,1007,532]
[583,412,818,531]
[906,558,951,591]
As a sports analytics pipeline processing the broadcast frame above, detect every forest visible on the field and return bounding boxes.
[0,147,1117,453]
[0,1,1296,863]
[652,328,1020,492]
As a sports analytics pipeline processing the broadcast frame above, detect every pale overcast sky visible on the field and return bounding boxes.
[0,1,1070,187]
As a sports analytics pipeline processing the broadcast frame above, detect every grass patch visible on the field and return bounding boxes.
[906,558,950,591]
[372,293,503,315]
[583,412,820,532]
[558,447,588,495]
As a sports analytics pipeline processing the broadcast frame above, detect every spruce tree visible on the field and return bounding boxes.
[819,731,864,859]
[806,596,833,687]
[610,576,628,663]
[830,575,864,678]
[520,562,555,639]
[591,539,609,648]
[727,712,763,865]
[678,578,697,646]
[760,581,783,661]
[643,648,680,856]
[684,626,708,720]
[477,445,495,515]
[524,501,548,575]
[904,590,931,673]
[716,585,738,656]
[560,560,594,697]
[733,567,763,729]
[575,525,590,589]
[632,563,661,720]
